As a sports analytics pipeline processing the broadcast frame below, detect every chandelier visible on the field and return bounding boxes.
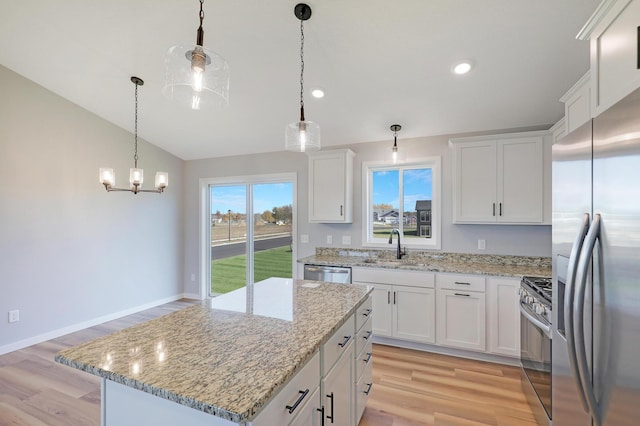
[99,77,168,194]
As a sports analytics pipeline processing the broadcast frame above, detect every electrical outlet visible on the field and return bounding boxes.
[326,235,333,245]
[300,234,309,243]
[342,235,351,245]
[478,239,486,250]
[8,310,19,323]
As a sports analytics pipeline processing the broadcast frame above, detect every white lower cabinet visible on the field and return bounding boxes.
[322,340,353,426]
[251,352,321,426]
[487,277,520,357]
[436,274,486,352]
[354,362,373,424]
[353,268,436,344]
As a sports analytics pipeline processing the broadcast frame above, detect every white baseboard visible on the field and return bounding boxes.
[181,292,203,300]
[0,294,187,356]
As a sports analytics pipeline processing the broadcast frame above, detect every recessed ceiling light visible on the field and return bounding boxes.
[452,61,472,75]
[311,88,325,98]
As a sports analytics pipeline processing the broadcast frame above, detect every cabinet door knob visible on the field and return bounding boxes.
[363,352,373,364]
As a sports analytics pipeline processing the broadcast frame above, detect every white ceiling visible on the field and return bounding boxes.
[0,1,599,161]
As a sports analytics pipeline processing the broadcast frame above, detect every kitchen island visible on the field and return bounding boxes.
[55,278,372,425]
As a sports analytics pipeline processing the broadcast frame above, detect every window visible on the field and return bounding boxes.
[363,157,441,249]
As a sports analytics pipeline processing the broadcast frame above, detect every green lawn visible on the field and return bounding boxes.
[211,246,293,294]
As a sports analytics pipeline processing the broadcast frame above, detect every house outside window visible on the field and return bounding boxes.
[362,157,441,250]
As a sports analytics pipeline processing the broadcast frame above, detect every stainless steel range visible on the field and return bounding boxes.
[519,276,552,425]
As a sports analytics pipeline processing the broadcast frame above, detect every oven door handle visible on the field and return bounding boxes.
[573,213,601,424]
[565,213,591,412]
[519,303,551,339]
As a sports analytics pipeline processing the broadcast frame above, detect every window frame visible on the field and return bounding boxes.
[199,173,297,300]
[362,157,441,250]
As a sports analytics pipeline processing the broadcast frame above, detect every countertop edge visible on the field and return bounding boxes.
[55,284,374,423]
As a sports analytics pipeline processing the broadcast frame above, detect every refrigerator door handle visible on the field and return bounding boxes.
[565,212,591,411]
[573,213,601,423]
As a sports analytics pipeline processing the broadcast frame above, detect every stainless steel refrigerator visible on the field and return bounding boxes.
[552,86,640,425]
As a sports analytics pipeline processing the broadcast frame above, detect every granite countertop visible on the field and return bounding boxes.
[299,248,552,278]
[55,278,372,423]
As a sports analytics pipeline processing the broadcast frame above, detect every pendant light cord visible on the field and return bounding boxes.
[134,81,139,168]
[299,18,305,122]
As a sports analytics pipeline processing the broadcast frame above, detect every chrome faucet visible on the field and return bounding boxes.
[388,228,404,259]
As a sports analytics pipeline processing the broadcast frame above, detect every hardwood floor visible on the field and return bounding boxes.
[360,345,537,426]
[0,301,536,426]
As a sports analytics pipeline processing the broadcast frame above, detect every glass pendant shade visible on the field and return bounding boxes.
[130,168,144,188]
[99,168,115,187]
[285,120,320,153]
[163,44,229,110]
[155,172,169,190]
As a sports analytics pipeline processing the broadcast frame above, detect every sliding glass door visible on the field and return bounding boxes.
[207,175,295,296]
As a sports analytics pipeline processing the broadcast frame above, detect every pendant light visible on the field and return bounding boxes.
[390,124,401,163]
[285,3,320,153]
[99,77,168,194]
[162,0,229,110]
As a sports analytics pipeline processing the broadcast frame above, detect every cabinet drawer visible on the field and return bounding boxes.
[355,296,373,332]
[356,316,373,356]
[352,267,435,288]
[436,274,485,292]
[252,352,320,426]
[355,340,373,383]
[355,361,373,425]
[322,315,355,374]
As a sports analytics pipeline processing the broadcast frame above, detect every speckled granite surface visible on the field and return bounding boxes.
[55,279,372,423]
[300,248,551,278]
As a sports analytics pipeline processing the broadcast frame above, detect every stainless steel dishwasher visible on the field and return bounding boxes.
[303,264,352,284]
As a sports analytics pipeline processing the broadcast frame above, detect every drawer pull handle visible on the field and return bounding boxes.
[317,406,325,426]
[362,308,372,317]
[454,293,471,297]
[364,383,373,395]
[286,389,309,414]
[338,335,352,348]
[363,352,373,363]
[454,282,471,285]
[326,392,334,423]
[363,330,372,340]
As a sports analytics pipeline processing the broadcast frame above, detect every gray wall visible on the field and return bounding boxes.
[0,66,184,352]
[183,131,551,296]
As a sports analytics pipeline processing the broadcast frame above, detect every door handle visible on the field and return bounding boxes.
[326,392,334,423]
[285,389,309,414]
[573,214,601,421]
[499,202,502,216]
[387,290,390,304]
[492,202,496,216]
[565,213,590,412]
[317,406,325,426]
[338,335,352,348]
[340,205,343,216]
[454,293,470,297]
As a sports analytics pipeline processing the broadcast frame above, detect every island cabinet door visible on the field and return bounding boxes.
[322,341,354,426]
[251,352,320,426]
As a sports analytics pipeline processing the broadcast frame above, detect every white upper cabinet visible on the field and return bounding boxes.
[451,132,546,224]
[580,0,640,116]
[560,71,591,134]
[308,149,354,223]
